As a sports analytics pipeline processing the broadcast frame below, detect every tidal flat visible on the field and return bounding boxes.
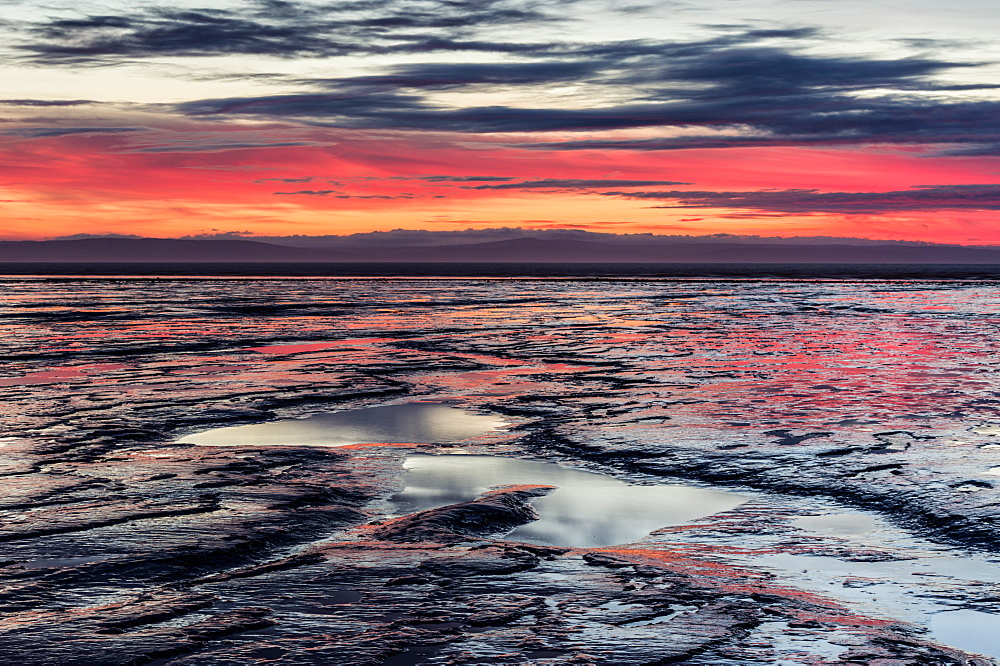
[1,275,999,664]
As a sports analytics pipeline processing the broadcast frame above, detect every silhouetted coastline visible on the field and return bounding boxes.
[1,262,999,280]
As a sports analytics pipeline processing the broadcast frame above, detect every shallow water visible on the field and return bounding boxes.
[748,545,1000,658]
[931,610,1000,658]
[5,275,1000,662]
[790,513,878,536]
[390,454,747,547]
[178,402,507,447]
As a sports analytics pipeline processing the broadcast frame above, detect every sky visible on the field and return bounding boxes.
[2,0,999,243]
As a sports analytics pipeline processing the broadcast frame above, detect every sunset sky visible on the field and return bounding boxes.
[2,0,1000,243]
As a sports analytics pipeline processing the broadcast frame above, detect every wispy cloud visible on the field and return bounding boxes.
[3,127,147,138]
[272,189,342,196]
[417,175,517,182]
[464,178,692,189]
[19,0,555,63]
[272,190,428,199]
[0,99,96,107]
[253,176,314,183]
[14,13,1000,154]
[161,30,1000,153]
[128,141,325,153]
[601,184,1000,214]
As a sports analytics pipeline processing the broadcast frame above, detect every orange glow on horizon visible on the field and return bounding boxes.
[1,126,999,244]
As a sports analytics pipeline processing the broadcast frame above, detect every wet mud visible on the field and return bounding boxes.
[2,276,1000,664]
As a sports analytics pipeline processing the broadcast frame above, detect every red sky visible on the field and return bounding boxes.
[2,0,999,243]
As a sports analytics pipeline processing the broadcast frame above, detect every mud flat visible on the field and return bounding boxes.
[1,276,1000,664]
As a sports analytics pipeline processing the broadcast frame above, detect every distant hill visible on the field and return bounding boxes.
[2,236,1000,263]
[0,239,348,262]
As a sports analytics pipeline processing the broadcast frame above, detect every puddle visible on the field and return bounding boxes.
[178,403,507,448]
[791,513,878,536]
[746,551,1000,658]
[389,454,747,548]
[755,621,848,663]
[930,610,1000,658]
[694,503,1000,659]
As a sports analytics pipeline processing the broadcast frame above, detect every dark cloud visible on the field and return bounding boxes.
[253,176,314,183]
[17,6,1000,157]
[181,231,256,239]
[738,28,819,40]
[464,178,692,189]
[305,61,596,90]
[167,30,1000,151]
[272,190,420,198]
[638,48,960,96]
[933,143,1000,158]
[0,99,96,107]
[518,120,1000,150]
[417,175,517,182]
[272,189,342,196]
[3,127,146,138]
[177,88,1000,147]
[518,136,860,150]
[19,0,553,62]
[600,184,1000,214]
[131,141,322,153]
[173,93,697,133]
[51,233,146,239]
[177,90,424,121]
[23,10,335,60]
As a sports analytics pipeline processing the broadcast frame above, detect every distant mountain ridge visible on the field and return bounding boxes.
[2,236,1000,263]
[59,229,953,248]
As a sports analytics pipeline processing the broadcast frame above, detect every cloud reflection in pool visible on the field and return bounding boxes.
[390,454,747,548]
[178,402,507,447]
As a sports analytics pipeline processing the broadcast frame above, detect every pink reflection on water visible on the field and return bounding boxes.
[249,338,391,354]
[2,277,997,453]
[412,363,596,397]
[0,368,89,386]
[0,363,127,386]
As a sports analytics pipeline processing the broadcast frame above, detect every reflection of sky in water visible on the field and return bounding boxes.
[178,403,506,447]
[791,513,877,536]
[931,610,1000,658]
[391,454,746,548]
[749,550,1000,658]
[4,275,1000,659]
[5,279,1000,442]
